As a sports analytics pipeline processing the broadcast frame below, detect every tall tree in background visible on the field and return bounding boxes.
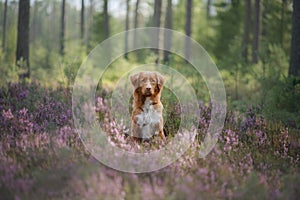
[80,0,85,40]
[164,0,173,63]
[280,0,287,47]
[185,0,192,60]
[86,0,95,51]
[124,0,130,59]
[31,0,39,42]
[102,0,111,59]
[206,0,211,20]
[153,0,162,29]
[289,0,300,76]
[2,0,8,54]
[60,0,66,56]
[252,0,261,63]
[153,0,162,63]
[16,0,30,78]
[103,0,109,39]
[242,0,251,62]
[133,0,140,49]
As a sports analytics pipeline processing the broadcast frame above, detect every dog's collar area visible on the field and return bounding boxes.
[138,102,158,112]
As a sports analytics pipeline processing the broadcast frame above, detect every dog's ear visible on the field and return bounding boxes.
[155,72,165,89]
[130,73,140,89]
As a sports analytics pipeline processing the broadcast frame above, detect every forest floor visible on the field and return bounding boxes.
[0,82,299,200]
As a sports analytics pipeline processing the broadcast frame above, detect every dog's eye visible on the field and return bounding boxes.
[150,79,155,83]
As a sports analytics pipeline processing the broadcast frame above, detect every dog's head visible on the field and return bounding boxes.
[130,71,165,96]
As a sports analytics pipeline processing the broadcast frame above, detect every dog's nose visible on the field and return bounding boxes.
[146,82,152,91]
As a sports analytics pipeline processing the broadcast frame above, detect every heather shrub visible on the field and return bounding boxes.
[279,171,300,200]
[0,82,299,199]
[0,82,71,135]
[234,173,268,200]
[161,88,181,137]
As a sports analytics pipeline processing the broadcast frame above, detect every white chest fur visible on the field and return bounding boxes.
[136,98,161,138]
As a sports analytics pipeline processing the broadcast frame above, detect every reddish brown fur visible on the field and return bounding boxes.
[130,71,166,141]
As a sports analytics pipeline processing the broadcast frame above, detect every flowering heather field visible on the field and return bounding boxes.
[0,82,300,200]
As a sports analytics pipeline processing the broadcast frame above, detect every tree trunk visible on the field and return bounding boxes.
[2,0,8,54]
[124,0,130,59]
[289,0,300,76]
[206,0,211,20]
[60,0,66,56]
[164,0,173,63]
[185,0,192,61]
[133,0,140,49]
[252,0,261,63]
[153,0,162,63]
[103,0,111,59]
[80,0,85,40]
[16,0,30,79]
[280,0,287,47]
[104,0,109,39]
[86,0,95,52]
[242,0,251,62]
[153,0,162,29]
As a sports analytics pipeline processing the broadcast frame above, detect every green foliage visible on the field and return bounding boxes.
[91,13,107,44]
[4,22,17,63]
[235,173,268,200]
[173,0,216,54]
[100,57,134,89]
[62,59,82,88]
[0,53,19,86]
[173,0,186,32]
[247,43,300,126]
[30,40,87,87]
[258,43,290,81]
[264,77,300,127]
[91,12,123,46]
[165,55,210,102]
[262,0,292,53]
[161,88,181,137]
[31,41,57,70]
[280,171,300,200]
[214,1,244,61]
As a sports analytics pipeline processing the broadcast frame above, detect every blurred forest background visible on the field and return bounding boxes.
[1,0,300,199]
[0,0,299,125]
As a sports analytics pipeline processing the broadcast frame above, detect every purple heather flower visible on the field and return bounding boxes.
[2,109,14,120]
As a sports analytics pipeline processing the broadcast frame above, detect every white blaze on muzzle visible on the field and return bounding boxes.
[146,81,152,89]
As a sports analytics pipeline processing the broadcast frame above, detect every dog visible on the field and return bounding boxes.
[130,71,166,141]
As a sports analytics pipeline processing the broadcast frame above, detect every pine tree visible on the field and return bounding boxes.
[81,0,85,40]
[124,0,130,59]
[185,0,192,60]
[16,0,30,78]
[289,0,300,76]
[2,0,8,54]
[60,0,66,56]
[164,0,173,63]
